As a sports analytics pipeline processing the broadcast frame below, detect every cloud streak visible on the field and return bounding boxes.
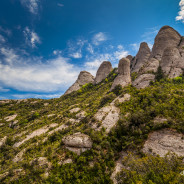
[176,0,184,23]
[23,27,41,48]
[20,0,39,15]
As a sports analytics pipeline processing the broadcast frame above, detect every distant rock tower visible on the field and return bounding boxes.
[94,61,112,84]
[65,71,94,95]
[111,58,131,90]
[131,42,151,73]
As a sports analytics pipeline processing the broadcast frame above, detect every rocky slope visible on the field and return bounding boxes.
[0,25,184,184]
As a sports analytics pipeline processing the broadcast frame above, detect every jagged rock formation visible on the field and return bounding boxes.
[132,74,155,89]
[151,26,181,61]
[131,42,151,73]
[65,71,94,95]
[111,58,131,90]
[143,129,184,157]
[160,47,184,78]
[94,61,112,84]
[62,132,92,155]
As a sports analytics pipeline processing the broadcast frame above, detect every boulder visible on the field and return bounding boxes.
[94,61,112,84]
[151,26,181,60]
[62,132,92,155]
[111,58,131,90]
[65,71,94,95]
[132,74,155,89]
[131,42,151,73]
[143,129,184,157]
[160,47,184,78]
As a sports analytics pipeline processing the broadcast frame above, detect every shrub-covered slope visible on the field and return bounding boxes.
[0,69,184,184]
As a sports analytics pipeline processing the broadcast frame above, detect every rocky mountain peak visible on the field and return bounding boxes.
[131,42,151,73]
[111,58,131,90]
[65,71,94,95]
[151,25,181,60]
[94,61,112,84]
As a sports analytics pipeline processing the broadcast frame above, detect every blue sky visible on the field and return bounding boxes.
[0,0,184,99]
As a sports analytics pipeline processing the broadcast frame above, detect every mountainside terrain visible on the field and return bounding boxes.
[1,26,184,184]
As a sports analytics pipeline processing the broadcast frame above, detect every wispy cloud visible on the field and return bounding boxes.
[0,26,12,36]
[0,47,80,93]
[92,32,108,45]
[12,93,62,99]
[0,35,6,43]
[20,0,39,15]
[58,3,64,7]
[176,0,184,23]
[23,27,41,48]
[67,39,87,59]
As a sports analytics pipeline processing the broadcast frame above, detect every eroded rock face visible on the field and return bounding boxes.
[141,58,159,74]
[160,47,184,78]
[94,61,112,84]
[111,58,131,90]
[143,129,184,157]
[131,42,151,73]
[65,71,94,95]
[62,133,92,155]
[126,55,133,62]
[151,26,181,60]
[132,74,155,89]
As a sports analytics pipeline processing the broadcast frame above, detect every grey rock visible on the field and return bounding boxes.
[126,55,133,62]
[151,26,181,60]
[141,58,159,74]
[65,71,94,95]
[94,61,112,84]
[143,129,184,157]
[111,58,131,90]
[132,74,155,89]
[131,42,151,73]
[62,132,92,148]
[160,47,184,78]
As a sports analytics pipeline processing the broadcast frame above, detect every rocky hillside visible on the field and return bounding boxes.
[0,26,184,184]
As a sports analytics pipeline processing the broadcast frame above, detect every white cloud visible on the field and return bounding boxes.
[0,35,5,43]
[12,93,62,99]
[67,39,87,59]
[92,32,108,45]
[21,0,39,15]
[0,87,9,92]
[70,52,82,59]
[86,44,94,54]
[176,0,184,22]
[53,50,62,55]
[58,3,64,7]
[0,26,12,36]
[0,47,80,93]
[23,27,41,48]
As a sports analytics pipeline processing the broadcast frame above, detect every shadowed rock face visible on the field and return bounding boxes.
[131,42,151,73]
[151,26,181,60]
[94,61,112,84]
[111,58,131,90]
[65,71,94,95]
[160,47,184,78]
